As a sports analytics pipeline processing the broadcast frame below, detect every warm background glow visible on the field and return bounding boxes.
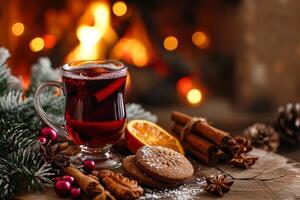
[187,88,202,104]
[164,36,178,51]
[29,37,44,52]
[177,77,193,95]
[113,38,148,67]
[192,31,209,48]
[11,22,24,36]
[112,1,127,17]
[43,34,56,49]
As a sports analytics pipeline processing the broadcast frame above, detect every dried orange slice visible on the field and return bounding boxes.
[125,120,184,154]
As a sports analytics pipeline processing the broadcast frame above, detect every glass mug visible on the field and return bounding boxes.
[34,60,127,169]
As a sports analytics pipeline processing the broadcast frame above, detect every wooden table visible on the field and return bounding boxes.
[18,149,300,200]
[18,102,300,199]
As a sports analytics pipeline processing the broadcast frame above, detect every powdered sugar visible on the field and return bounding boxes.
[140,170,206,200]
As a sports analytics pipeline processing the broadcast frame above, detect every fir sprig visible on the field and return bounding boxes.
[0,47,12,95]
[0,119,53,199]
[0,47,22,95]
[0,48,59,199]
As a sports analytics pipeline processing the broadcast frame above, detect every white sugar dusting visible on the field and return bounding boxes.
[139,161,207,200]
[140,176,206,200]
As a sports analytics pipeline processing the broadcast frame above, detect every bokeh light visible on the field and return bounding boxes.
[187,88,202,104]
[164,36,178,51]
[192,31,209,48]
[29,37,44,52]
[43,34,56,49]
[11,22,24,36]
[112,1,127,17]
[177,77,193,95]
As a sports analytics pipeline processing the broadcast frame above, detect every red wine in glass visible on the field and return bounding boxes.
[64,72,127,148]
[34,60,127,169]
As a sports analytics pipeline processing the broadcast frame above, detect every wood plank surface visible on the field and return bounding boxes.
[18,149,300,200]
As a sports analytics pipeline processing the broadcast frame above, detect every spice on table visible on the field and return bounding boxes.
[230,155,258,169]
[64,166,110,199]
[93,170,144,200]
[234,136,253,154]
[204,175,234,196]
[171,111,258,168]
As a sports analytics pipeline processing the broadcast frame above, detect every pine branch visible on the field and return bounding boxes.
[0,48,61,199]
[27,57,60,95]
[0,119,53,199]
[0,47,12,95]
[0,90,64,133]
[126,103,158,123]
[0,90,28,111]
[0,47,22,95]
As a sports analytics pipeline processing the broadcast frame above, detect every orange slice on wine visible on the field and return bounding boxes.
[125,120,184,154]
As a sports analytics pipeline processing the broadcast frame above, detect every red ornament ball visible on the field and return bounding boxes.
[40,127,58,142]
[62,175,75,185]
[82,159,96,173]
[70,187,81,199]
[38,136,48,145]
[55,180,71,197]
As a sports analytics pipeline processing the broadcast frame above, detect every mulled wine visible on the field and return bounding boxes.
[63,64,127,148]
[34,60,127,169]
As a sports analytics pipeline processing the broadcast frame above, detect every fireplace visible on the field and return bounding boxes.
[1,0,299,110]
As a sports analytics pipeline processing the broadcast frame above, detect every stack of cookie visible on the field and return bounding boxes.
[123,146,194,188]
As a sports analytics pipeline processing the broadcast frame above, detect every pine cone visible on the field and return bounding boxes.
[244,123,279,152]
[274,103,300,145]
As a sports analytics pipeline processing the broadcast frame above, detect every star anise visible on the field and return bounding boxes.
[204,175,234,196]
[230,155,258,169]
[41,143,70,171]
[234,136,253,154]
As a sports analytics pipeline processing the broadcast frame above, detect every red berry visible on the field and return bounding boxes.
[55,180,71,197]
[82,159,96,173]
[38,136,48,145]
[62,175,75,185]
[70,187,81,199]
[40,127,58,142]
[53,177,62,183]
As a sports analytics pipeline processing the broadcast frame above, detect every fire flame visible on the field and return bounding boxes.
[112,38,148,67]
[66,2,117,61]
[66,1,152,68]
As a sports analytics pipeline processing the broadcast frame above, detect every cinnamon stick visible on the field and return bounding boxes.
[171,111,230,145]
[94,77,126,102]
[65,166,108,199]
[183,143,214,165]
[171,124,219,156]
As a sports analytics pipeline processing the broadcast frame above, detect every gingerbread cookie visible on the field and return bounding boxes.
[122,155,177,188]
[136,146,194,183]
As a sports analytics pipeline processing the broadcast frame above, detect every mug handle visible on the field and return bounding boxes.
[34,81,67,138]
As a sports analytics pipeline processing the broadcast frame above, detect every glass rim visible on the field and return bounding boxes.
[61,59,127,80]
